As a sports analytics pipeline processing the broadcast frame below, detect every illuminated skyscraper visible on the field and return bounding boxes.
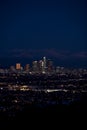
[43,56,46,67]
[16,63,21,70]
[42,56,47,73]
[38,60,44,73]
[32,61,39,73]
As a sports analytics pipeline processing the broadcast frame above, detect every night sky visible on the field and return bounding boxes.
[0,0,87,68]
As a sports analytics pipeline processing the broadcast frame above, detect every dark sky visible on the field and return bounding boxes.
[0,0,87,68]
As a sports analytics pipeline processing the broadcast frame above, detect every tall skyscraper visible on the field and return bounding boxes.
[16,63,21,70]
[43,56,47,73]
[32,61,39,73]
[38,60,44,73]
[24,64,30,72]
[47,59,53,72]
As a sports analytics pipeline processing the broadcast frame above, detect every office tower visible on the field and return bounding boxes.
[32,61,39,73]
[43,56,46,67]
[24,64,30,72]
[16,63,21,70]
[10,66,16,72]
[47,59,53,72]
[38,60,44,73]
[42,56,47,73]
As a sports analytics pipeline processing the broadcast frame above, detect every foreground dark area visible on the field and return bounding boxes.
[0,89,87,129]
[0,97,87,129]
[0,71,87,129]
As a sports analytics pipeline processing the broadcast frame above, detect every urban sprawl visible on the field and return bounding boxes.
[0,57,87,120]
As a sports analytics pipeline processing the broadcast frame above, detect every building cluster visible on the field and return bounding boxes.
[0,56,87,76]
[0,57,55,74]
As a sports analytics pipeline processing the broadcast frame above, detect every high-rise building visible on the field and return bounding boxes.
[42,56,47,73]
[16,63,21,70]
[24,64,30,72]
[47,59,53,72]
[43,56,46,67]
[32,61,39,73]
[38,60,44,73]
[10,66,16,72]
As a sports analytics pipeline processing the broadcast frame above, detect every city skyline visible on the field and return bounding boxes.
[0,0,87,68]
[0,56,87,72]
